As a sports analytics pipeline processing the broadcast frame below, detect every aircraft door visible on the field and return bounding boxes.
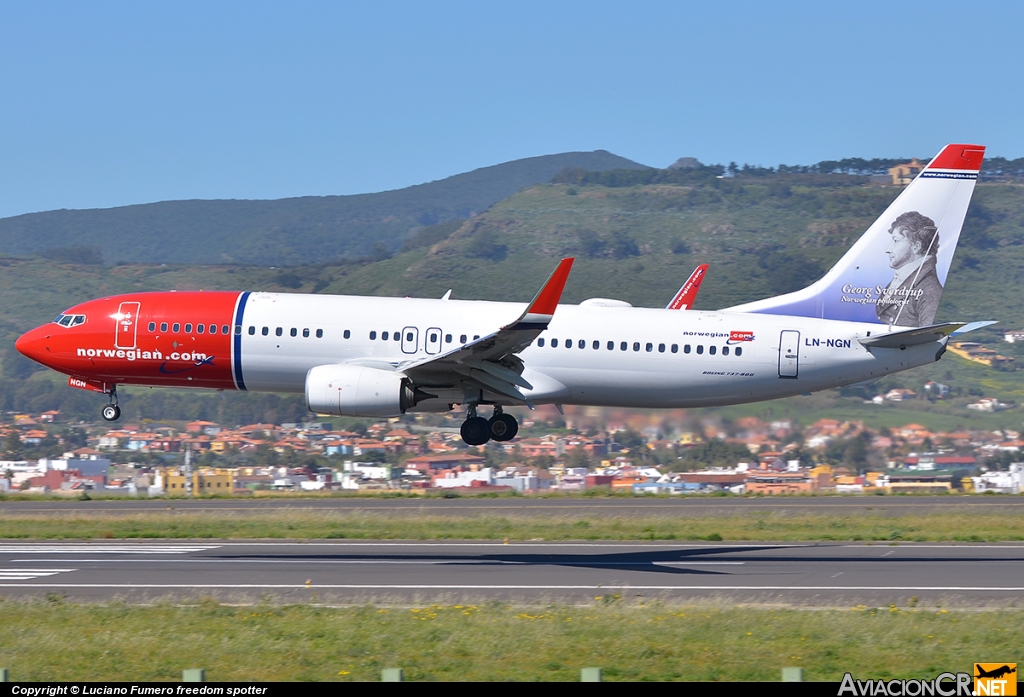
[402,326,419,354]
[115,301,141,349]
[779,330,800,378]
[425,327,442,355]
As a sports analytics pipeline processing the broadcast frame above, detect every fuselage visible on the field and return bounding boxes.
[15,290,944,410]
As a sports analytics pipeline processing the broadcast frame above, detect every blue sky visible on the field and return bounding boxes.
[1,1,1021,218]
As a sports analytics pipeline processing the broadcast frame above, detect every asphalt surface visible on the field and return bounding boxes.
[3,495,1024,517]
[1,540,1022,605]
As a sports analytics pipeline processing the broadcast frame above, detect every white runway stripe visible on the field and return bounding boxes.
[0,546,219,554]
[0,569,75,581]
[0,583,1022,591]
[12,558,745,566]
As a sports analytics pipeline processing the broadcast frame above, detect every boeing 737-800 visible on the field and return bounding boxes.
[15,143,991,445]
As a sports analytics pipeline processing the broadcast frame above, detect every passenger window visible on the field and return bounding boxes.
[633,342,640,352]
[552,339,559,348]
[161,322,168,332]
[722,346,730,355]
[696,345,704,354]
[658,343,665,353]
[620,342,627,351]
[185,324,192,333]
[394,332,401,342]
[566,339,572,349]
[303,328,310,338]
[148,322,156,332]
[709,346,717,355]
[735,346,743,357]
[382,331,389,341]
[197,324,205,334]
[607,341,614,350]
[275,327,282,337]
[224,325,231,335]
[342,329,349,339]
[579,340,585,349]
[247,326,255,335]
[370,331,377,340]
[261,327,269,336]
[173,323,181,333]
[684,344,690,354]
[473,335,479,340]
[671,344,678,353]
[316,329,323,338]
[445,334,452,343]
[592,340,599,350]
[537,338,545,347]
[646,342,653,352]
[290,328,297,337]
[460,334,467,343]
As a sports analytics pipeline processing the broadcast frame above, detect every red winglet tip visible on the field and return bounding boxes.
[926,144,986,172]
[528,258,574,315]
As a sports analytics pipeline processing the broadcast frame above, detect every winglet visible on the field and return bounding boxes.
[504,257,574,330]
[666,263,708,310]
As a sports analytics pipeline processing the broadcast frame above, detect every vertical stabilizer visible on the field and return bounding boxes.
[726,144,985,327]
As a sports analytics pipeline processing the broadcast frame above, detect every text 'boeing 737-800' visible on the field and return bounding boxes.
[16,143,994,445]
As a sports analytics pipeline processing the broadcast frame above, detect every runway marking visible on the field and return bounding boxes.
[114,542,803,548]
[0,583,1022,591]
[882,551,895,557]
[0,569,75,581]
[12,558,746,566]
[2,542,804,550]
[0,546,220,554]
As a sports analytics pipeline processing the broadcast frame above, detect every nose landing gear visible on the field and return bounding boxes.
[101,385,121,422]
[459,405,518,446]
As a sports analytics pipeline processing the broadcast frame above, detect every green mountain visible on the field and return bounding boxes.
[0,150,647,266]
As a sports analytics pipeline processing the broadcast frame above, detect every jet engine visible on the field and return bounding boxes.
[305,364,422,417]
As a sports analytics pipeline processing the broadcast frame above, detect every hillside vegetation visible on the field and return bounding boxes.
[0,151,645,266]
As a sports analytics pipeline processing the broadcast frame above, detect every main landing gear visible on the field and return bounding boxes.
[101,385,121,422]
[460,404,518,446]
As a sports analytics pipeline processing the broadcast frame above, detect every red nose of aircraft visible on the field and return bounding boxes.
[15,325,51,366]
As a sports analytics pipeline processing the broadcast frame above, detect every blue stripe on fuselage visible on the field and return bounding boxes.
[233,291,250,390]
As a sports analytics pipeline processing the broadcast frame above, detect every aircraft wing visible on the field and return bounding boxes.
[859,320,997,349]
[666,264,708,310]
[398,258,574,402]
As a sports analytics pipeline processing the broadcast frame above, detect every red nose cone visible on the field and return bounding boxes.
[15,326,48,365]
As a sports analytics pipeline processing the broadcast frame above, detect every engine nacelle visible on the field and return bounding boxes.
[305,364,418,417]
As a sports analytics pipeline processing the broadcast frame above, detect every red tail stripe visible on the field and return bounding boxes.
[926,144,986,172]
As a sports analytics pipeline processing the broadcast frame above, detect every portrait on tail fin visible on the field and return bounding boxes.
[876,211,943,327]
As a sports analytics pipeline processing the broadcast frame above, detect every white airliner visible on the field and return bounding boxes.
[16,144,991,445]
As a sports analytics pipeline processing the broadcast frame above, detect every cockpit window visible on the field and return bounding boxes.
[53,314,85,327]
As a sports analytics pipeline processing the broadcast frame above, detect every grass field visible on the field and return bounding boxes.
[1,509,1023,542]
[0,599,1019,681]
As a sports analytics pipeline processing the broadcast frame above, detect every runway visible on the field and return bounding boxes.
[1,540,1022,605]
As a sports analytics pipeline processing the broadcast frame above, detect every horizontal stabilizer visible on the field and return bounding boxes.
[859,320,994,349]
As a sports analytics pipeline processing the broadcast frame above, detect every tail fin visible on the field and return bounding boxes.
[726,144,985,327]
[666,264,708,309]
